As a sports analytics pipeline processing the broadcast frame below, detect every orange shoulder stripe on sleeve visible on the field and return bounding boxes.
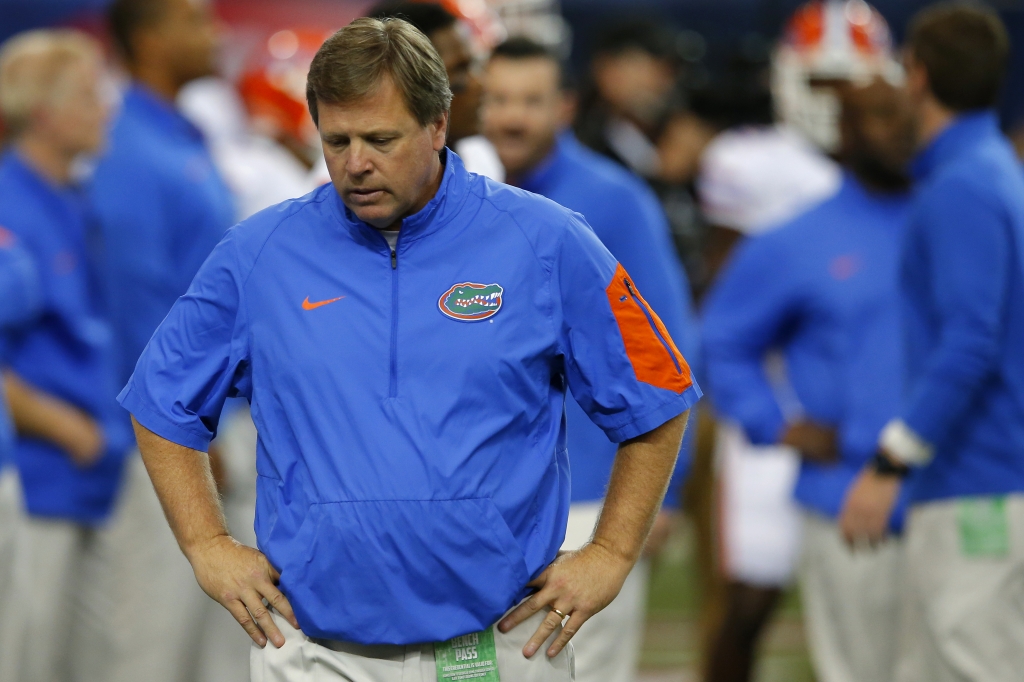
[605,263,693,394]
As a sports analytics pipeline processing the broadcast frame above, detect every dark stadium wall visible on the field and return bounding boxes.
[2,0,1024,132]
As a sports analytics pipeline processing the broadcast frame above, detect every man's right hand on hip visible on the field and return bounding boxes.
[189,534,299,649]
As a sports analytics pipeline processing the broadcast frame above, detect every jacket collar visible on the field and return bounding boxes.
[330,147,471,249]
[911,110,999,181]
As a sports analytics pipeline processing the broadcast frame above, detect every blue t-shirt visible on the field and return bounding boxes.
[515,134,699,507]
[0,151,131,521]
[90,84,235,389]
[702,174,910,525]
[0,226,42,471]
[120,150,701,645]
[900,111,1024,503]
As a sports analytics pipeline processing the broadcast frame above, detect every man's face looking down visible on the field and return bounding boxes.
[318,76,448,231]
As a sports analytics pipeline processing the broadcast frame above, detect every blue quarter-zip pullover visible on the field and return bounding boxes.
[899,111,1024,503]
[90,84,235,388]
[0,151,131,521]
[121,150,701,645]
[703,174,909,522]
[515,134,699,507]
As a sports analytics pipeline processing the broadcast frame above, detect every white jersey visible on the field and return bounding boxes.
[697,124,841,235]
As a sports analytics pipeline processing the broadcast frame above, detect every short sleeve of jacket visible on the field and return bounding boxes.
[117,226,250,451]
[555,213,702,443]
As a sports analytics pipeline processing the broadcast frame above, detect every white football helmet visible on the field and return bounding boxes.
[771,0,902,152]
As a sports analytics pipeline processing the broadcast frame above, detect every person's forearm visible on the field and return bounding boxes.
[591,411,689,563]
[131,416,230,560]
[5,371,94,450]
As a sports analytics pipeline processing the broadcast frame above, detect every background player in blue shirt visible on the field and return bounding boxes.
[86,1,237,680]
[703,77,913,682]
[481,36,699,682]
[0,29,134,682]
[92,0,235,390]
[122,18,700,682]
[840,5,1024,681]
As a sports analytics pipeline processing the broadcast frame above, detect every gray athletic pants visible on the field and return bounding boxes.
[799,512,902,682]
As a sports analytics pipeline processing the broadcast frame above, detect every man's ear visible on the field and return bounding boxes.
[433,111,449,151]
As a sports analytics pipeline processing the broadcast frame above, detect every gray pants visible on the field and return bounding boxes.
[0,455,208,682]
[799,513,902,682]
[252,608,575,682]
[896,495,1024,682]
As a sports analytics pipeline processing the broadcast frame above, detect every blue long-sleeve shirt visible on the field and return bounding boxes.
[90,84,235,389]
[702,175,909,521]
[900,112,1024,503]
[0,227,41,470]
[0,151,132,521]
[516,134,699,507]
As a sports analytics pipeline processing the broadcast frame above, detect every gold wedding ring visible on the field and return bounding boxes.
[551,608,568,620]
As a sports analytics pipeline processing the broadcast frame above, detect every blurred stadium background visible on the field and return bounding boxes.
[4,0,1024,133]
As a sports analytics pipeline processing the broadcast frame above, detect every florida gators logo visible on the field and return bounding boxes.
[439,282,503,321]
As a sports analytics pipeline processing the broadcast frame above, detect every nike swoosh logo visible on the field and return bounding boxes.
[302,296,345,310]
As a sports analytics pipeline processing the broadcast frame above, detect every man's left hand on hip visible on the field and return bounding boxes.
[497,541,633,660]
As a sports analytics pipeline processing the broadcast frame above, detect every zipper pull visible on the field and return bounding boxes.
[391,249,397,270]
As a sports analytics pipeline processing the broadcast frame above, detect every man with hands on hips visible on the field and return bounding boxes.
[122,17,701,681]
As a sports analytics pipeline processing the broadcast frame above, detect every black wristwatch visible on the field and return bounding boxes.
[872,451,911,478]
